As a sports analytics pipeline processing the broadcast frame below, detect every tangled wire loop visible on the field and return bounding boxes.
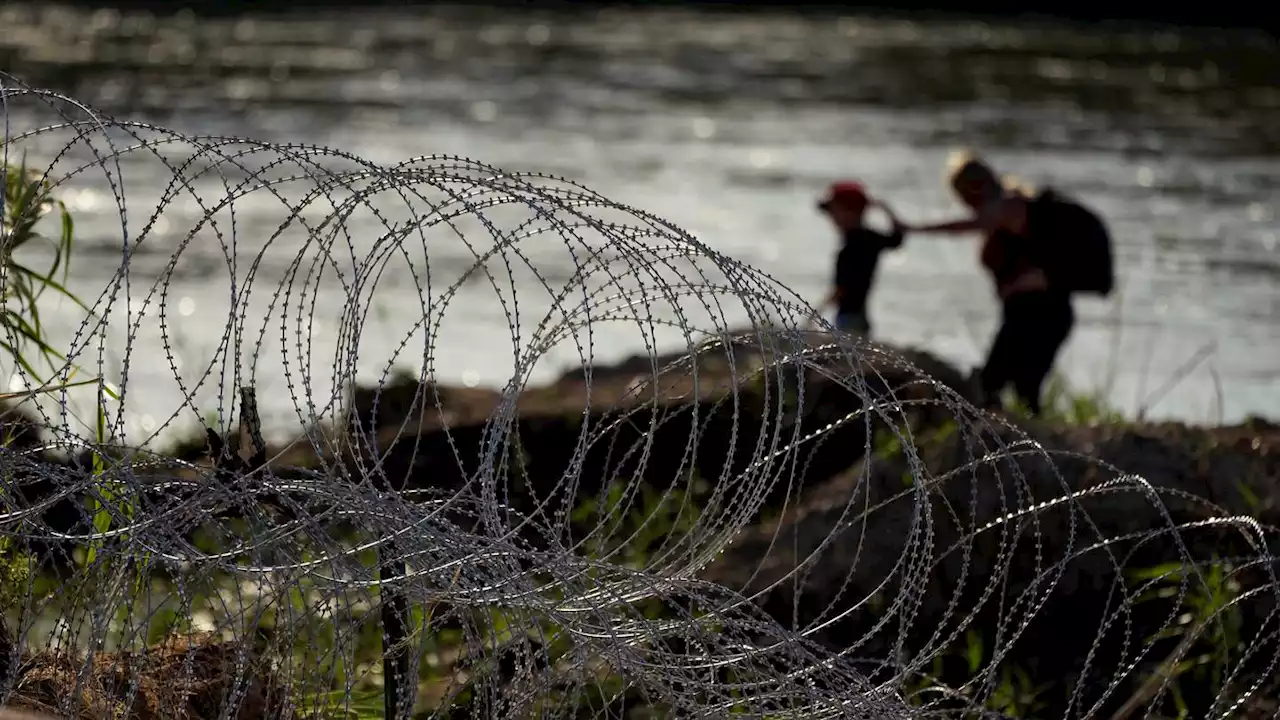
[1,72,1278,720]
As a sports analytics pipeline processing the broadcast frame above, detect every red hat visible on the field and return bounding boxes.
[817,181,868,211]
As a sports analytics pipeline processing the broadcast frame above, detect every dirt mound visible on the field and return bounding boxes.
[702,414,1280,716]
[326,340,977,536]
[6,633,291,720]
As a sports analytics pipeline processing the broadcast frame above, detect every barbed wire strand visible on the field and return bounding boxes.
[1,72,1278,719]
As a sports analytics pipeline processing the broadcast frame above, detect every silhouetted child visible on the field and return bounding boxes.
[816,181,905,337]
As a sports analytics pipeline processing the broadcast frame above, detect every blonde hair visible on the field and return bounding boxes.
[945,149,995,189]
[945,149,1034,199]
[1001,173,1036,198]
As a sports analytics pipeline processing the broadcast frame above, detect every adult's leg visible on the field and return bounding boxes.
[836,311,870,337]
[979,300,1019,411]
[1012,293,1074,416]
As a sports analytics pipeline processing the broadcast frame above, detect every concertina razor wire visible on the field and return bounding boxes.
[0,72,1278,719]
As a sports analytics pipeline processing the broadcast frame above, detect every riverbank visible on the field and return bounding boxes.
[3,335,1277,717]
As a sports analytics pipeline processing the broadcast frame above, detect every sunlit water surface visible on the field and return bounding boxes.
[1,3,1277,444]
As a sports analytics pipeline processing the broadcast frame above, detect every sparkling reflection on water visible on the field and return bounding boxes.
[1,3,1277,442]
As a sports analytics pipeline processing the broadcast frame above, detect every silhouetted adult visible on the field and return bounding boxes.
[906,152,1114,416]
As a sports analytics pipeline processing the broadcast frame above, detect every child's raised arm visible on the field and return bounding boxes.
[866,197,906,247]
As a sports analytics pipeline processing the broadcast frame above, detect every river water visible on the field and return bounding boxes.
[1,3,1277,445]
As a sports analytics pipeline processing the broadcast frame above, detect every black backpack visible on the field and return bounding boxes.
[1027,188,1115,297]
